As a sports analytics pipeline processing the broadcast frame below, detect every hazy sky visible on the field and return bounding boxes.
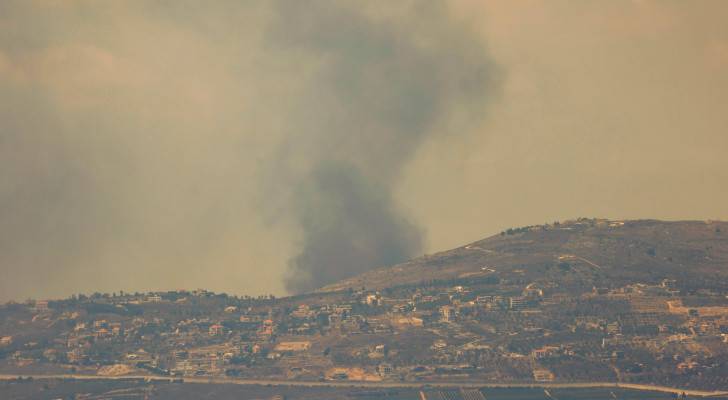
[1,1,727,302]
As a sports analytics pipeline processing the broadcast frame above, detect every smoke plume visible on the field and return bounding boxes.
[269,1,500,293]
[0,0,500,301]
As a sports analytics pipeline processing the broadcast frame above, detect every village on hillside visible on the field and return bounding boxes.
[3,220,728,393]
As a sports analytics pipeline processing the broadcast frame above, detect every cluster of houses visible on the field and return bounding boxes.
[2,274,728,387]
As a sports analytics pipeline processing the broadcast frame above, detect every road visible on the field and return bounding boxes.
[558,254,603,270]
[1,374,726,397]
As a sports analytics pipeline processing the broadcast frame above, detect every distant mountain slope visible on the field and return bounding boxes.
[318,219,728,292]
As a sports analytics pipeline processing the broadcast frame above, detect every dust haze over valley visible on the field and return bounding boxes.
[1,1,728,301]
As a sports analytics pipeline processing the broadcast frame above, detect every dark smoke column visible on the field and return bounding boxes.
[269,0,500,293]
[286,161,422,293]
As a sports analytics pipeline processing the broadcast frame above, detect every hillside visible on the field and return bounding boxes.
[319,218,728,292]
[4,218,728,393]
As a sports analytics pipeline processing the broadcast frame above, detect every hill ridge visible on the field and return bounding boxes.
[317,218,728,293]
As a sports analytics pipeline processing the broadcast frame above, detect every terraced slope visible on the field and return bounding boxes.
[318,219,728,292]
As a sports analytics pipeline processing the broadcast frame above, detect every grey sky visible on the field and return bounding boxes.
[1,1,727,301]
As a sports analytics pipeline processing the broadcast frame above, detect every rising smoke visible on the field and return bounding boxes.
[2,1,726,301]
[268,0,500,293]
[0,0,499,301]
